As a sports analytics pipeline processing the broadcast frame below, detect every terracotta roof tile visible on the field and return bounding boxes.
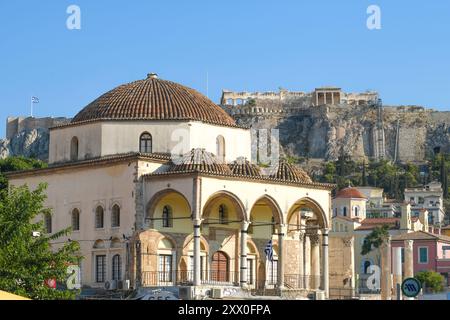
[269,160,312,183]
[335,187,367,199]
[168,149,232,175]
[71,74,237,127]
[228,157,262,177]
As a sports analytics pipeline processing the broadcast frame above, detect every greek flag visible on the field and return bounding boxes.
[264,239,274,262]
[32,96,39,103]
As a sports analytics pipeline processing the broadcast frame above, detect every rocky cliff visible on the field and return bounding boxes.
[231,104,450,163]
[0,128,50,161]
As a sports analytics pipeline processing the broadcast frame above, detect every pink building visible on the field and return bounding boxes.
[391,231,450,286]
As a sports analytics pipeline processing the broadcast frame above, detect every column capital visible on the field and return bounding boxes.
[343,237,353,247]
[404,239,414,248]
[309,233,320,246]
[193,218,203,226]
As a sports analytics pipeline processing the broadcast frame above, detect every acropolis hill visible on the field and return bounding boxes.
[220,87,450,164]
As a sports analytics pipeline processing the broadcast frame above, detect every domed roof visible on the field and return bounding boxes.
[335,187,367,199]
[71,73,237,127]
[229,157,262,177]
[269,160,312,183]
[168,148,232,175]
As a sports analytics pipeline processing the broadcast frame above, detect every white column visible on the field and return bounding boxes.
[404,240,414,279]
[304,234,311,289]
[393,246,403,300]
[310,233,321,290]
[192,177,202,287]
[322,229,329,298]
[277,224,287,290]
[380,236,392,300]
[298,231,305,289]
[193,219,202,286]
[240,221,250,288]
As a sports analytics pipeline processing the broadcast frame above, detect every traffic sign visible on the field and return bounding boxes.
[401,277,422,298]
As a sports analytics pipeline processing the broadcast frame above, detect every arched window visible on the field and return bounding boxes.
[70,137,79,161]
[140,132,152,153]
[211,251,229,282]
[112,254,122,280]
[72,209,80,231]
[44,213,52,234]
[343,207,347,217]
[111,204,120,228]
[219,204,228,225]
[216,135,226,163]
[95,206,104,229]
[162,205,173,228]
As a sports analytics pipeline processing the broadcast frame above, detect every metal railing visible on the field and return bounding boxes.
[141,270,239,287]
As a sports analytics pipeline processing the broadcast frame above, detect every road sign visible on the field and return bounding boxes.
[401,278,422,298]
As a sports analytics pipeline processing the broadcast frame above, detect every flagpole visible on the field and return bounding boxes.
[30,96,33,118]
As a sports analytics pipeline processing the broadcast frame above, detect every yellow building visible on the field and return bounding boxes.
[7,74,335,299]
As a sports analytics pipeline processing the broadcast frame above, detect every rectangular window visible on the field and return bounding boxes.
[401,248,405,263]
[159,255,173,282]
[419,247,428,264]
[95,255,106,283]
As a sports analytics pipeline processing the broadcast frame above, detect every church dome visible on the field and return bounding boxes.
[335,187,367,199]
[71,73,237,127]
[269,160,312,183]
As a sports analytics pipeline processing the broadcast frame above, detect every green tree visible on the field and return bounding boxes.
[0,156,47,192]
[416,270,445,293]
[361,225,390,265]
[0,183,81,299]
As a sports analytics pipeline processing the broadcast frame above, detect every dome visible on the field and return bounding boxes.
[229,157,262,177]
[269,160,312,183]
[168,148,232,175]
[335,187,367,199]
[71,73,237,127]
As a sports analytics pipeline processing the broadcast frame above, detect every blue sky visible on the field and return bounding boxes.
[1,0,449,137]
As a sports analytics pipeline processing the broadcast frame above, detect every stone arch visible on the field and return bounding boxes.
[181,234,210,255]
[249,195,284,225]
[202,190,247,222]
[287,197,329,230]
[146,188,192,224]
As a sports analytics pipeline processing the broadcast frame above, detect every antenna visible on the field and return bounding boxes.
[206,71,209,98]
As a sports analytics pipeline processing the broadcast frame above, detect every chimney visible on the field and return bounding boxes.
[419,209,429,232]
[400,203,411,231]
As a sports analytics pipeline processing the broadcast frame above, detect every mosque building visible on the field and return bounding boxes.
[7,73,334,298]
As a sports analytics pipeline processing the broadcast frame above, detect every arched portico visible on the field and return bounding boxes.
[200,191,247,286]
[286,197,330,294]
[146,189,192,232]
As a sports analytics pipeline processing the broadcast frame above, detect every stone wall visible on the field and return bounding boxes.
[328,235,355,289]
[226,102,450,164]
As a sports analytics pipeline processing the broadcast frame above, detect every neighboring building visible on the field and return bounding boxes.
[392,231,450,286]
[7,73,335,298]
[404,182,445,225]
[356,187,400,219]
[330,186,430,294]
[442,225,450,237]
